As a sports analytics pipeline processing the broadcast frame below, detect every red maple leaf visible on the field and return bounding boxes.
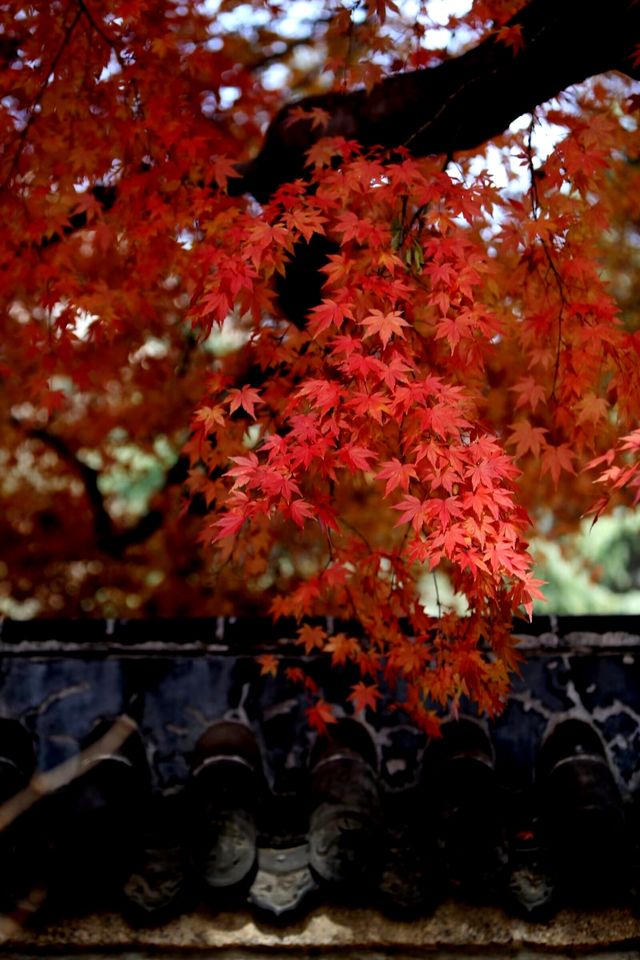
[508,421,548,459]
[541,443,576,487]
[289,498,316,527]
[227,386,262,419]
[359,309,410,348]
[306,700,337,735]
[308,298,354,336]
[349,682,382,714]
[375,458,418,496]
[211,155,242,190]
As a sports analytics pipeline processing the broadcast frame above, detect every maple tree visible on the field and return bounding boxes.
[2,0,640,731]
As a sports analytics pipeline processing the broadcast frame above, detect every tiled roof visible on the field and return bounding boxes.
[0,616,638,936]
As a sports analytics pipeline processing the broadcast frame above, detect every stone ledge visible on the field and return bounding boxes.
[1,903,640,955]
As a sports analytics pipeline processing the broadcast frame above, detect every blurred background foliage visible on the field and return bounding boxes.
[530,511,640,614]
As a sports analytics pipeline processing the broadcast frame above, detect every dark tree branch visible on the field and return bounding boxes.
[22,0,640,329]
[38,0,640,236]
[19,425,187,557]
[234,0,640,202]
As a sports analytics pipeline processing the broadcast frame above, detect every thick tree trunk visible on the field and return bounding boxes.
[237,0,640,201]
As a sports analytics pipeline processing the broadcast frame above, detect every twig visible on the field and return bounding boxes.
[432,570,442,618]
[542,240,567,401]
[76,0,146,121]
[0,715,137,835]
[526,112,540,220]
[0,716,137,937]
[524,112,566,401]
[0,4,83,192]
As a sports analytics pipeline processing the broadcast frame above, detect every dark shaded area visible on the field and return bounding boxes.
[275,234,337,329]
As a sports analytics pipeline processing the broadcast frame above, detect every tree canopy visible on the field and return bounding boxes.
[2,0,640,729]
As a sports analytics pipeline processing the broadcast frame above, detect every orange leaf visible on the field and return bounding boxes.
[349,682,381,714]
[297,623,327,654]
[257,654,279,677]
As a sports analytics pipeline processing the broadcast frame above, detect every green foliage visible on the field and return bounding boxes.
[531,509,640,614]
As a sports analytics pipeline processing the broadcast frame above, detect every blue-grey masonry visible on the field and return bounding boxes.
[0,615,638,923]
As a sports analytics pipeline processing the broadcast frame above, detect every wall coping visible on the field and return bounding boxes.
[0,902,639,955]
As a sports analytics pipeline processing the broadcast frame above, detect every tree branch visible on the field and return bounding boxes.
[32,0,640,238]
[234,0,640,201]
[22,426,187,557]
[24,0,640,330]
